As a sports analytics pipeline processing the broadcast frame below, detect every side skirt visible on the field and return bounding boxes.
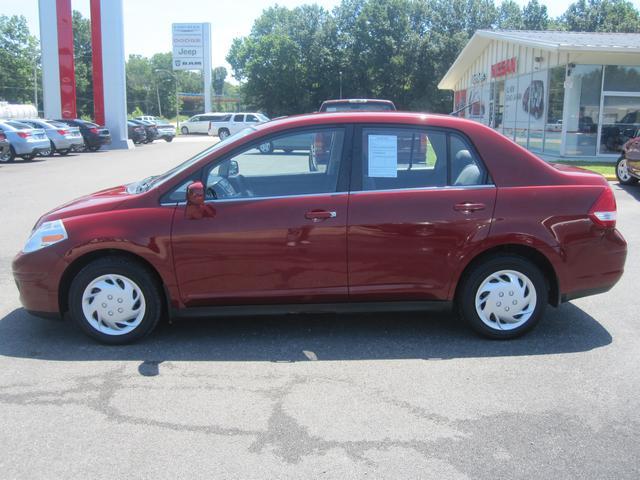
[172,301,453,319]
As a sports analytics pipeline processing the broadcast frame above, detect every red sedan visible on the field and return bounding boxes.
[12,112,627,344]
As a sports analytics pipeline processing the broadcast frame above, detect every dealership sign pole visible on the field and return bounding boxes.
[172,23,212,113]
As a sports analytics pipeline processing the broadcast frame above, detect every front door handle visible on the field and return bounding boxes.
[454,202,486,213]
[305,210,337,220]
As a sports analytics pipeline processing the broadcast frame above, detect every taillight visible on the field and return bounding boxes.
[57,129,68,135]
[589,187,617,228]
[89,127,98,134]
[17,131,30,139]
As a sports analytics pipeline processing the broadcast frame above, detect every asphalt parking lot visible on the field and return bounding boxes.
[0,139,639,479]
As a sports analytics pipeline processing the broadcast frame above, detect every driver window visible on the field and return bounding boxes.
[205,128,345,200]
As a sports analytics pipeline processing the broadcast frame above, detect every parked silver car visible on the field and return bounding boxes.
[20,119,85,156]
[0,120,50,162]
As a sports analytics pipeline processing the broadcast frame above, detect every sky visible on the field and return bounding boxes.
[5,0,640,79]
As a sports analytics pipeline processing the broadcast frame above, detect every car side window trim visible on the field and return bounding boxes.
[159,124,353,205]
[351,123,493,193]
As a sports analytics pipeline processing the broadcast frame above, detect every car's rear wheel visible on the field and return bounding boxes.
[0,146,15,163]
[58,148,70,156]
[21,153,36,161]
[164,136,173,142]
[457,255,547,339]
[87,145,101,152]
[181,126,189,135]
[218,128,230,140]
[68,257,163,344]
[616,156,638,185]
[39,141,54,157]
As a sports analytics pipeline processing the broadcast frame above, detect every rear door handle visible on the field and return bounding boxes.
[305,210,337,220]
[454,202,486,213]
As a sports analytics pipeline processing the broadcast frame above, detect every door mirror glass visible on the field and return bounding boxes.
[228,160,239,176]
[187,181,205,205]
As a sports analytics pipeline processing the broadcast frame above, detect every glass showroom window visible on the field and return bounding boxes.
[599,66,640,154]
[564,65,602,156]
[544,66,565,154]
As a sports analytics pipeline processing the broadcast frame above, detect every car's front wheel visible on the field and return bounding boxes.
[457,255,547,339]
[616,156,638,185]
[181,126,189,135]
[68,256,163,344]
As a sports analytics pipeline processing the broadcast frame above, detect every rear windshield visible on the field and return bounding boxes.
[7,121,31,129]
[320,101,395,112]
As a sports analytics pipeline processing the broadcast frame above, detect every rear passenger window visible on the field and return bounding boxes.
[234,114,245,122]
[449,135,487,186]
[361,128,447,191]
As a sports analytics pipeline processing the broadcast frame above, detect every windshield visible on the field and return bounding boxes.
[126,126,257,194]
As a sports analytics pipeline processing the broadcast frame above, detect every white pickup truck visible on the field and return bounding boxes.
[207,112,269,139]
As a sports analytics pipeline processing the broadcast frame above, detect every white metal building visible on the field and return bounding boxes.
[438,30,640,160]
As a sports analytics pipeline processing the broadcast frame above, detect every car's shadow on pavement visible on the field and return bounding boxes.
[0,303,611,365]
[616,183,640,201]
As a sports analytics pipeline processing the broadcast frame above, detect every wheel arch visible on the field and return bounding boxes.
[58,248,170,315]
[454,244,561,307]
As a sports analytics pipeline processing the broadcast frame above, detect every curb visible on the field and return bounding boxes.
[603,175,616,181]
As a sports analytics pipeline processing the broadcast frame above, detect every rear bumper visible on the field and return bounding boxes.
[560,228,627,302]
[13,139,50,155]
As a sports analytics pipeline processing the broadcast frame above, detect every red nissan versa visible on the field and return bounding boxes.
[12,113,626,344]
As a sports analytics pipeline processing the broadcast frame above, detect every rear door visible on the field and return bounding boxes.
[347,125,496,301]
[231,114,245,134]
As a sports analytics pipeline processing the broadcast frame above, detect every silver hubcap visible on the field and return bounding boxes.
[219,131,228,139]
[81,274,146,335]
[259,142,270,153]
[475,270,537,331]
[618,159,631,181]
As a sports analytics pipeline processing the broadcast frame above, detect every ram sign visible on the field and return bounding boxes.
[172,23,206,70]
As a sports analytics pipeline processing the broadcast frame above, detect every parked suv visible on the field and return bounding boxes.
[20,119,84,156]
[616,128,640,185]
[319,99,396,112]
[0,120,50,162]
[181,113,227,135]
[207,112,269,139]
[55,119,111,152]
[13,112,626,344]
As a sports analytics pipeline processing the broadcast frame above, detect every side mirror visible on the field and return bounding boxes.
[186,181,205,206]
[228,160,239,176]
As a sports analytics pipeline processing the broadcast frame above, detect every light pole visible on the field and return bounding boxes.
[155,69,179,131]
[339,71,343,99]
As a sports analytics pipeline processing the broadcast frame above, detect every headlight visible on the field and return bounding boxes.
[23,220,68,253]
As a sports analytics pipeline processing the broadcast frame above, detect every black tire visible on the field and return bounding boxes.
[87,145,101,152]
[0,146,15,163]
[57,148,71,156]
[218,128,230,140]
[258,141,273,154]
[21,153,36,161]
[164,136,173,142]
[457,254,548,339]
[68,256,163,344]
[39,141,54,157]
[181,126,189,135]
[616,156,638,185]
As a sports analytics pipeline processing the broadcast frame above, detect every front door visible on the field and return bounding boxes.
[347,126,496,301]
[171,127,351,306]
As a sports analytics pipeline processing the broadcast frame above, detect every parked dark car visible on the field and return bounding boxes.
[55,119,111,151]
[319,99,396,112]
[12,112,626,344]
[127,121,147,144]
[129,119,158,143]
[616,128,640,185]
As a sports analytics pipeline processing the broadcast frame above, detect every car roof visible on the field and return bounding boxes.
[321,99,395,105]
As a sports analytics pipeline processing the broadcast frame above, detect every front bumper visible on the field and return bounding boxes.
[12,249,67,315]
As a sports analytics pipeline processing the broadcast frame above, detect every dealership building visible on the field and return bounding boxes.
[438,30,640,160]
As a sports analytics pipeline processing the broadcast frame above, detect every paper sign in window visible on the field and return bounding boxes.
[368,135,397,178]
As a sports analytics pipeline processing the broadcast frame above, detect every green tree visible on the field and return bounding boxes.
[212,66,227,95]
[522,0,550,29]
[0,15,40,106]
[497,0,524,29]
[562,0,640,32]
[72,10,93,118]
